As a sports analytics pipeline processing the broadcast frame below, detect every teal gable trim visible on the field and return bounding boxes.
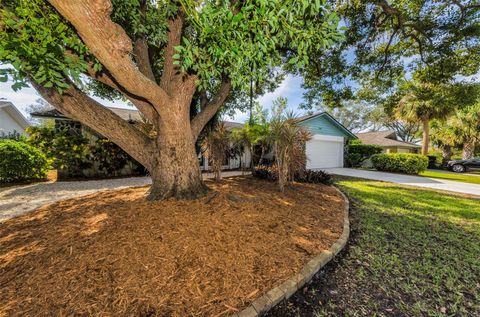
[298,113,357,139]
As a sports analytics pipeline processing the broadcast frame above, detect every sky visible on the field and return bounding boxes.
[1,74,307,124]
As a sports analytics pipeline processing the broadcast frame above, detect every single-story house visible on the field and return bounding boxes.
[356,130,420,153]
[297,112,357,169]
[32,108,357,175]
[31,107,252,176]
[0,101,30,137]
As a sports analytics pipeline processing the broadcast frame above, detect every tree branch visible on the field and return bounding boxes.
[133,37,156,83]
[31,79,155,170]
[160,10,185,93]
[199,90,209,110]
[191,78,232,140]
[372,0,433,47]
[132,0,156,83]
[82,58,159,123]
[379,28,398,72]
[48,0,171,109]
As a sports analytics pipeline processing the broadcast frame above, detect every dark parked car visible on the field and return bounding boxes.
[446,158,480,173]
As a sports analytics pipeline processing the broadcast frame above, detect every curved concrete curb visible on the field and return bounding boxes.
[232,187,350,317]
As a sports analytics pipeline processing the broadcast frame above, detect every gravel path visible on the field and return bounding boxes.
[0,171,246,222]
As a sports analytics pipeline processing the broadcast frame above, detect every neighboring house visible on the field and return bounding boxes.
[31,107,146,178]
[0,101,30,136]
[356,130,420,153]
[298,112,357,169]
[31,107,252,175]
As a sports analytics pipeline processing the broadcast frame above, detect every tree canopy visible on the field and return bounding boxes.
[299,0,480,110]
[0,0,343,199]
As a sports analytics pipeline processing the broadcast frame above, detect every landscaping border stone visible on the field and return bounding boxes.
[233,187,350,317]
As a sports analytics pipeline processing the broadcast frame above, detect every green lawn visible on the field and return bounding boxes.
[420,170,480,184]
[267,178,480,316]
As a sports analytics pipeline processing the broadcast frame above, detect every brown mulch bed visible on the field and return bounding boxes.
[0,176,345,317]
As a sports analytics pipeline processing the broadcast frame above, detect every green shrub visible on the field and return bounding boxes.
[371,153,428,174]
[89,139,137,176]
[346,143,383,167]
[253,165,333,185]
[296,169,333,185]
[27,126,91,172]
[0,140,49,182]
[252,165,278,181]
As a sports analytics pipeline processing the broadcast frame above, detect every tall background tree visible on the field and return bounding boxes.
[298,0,480,139]
[431,101,480,162]
[0,0,342,200]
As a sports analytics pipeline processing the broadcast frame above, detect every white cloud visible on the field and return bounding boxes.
[228,108,249,123]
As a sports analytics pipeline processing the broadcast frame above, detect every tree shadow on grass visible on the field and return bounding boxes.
[335,176,480,222]
[266,181,480,317]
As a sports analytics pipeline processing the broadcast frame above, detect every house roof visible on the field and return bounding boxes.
[31,107,356,138]
[297,111,357,139]
[31,106,143,123]
[32,107,246,128]
[223,121,244,130]
[356,130,420,148]
[0,101,31,129]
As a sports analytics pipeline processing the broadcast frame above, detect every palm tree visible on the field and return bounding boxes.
[450,103,480,159]
[396,80,479,156]
[268,111,312,192]
[395,81,452,155]
[430,120,456,165]
[230,121,271,169]
[431,103,480,161]
[230,125,254,170]
[201,123,231,182]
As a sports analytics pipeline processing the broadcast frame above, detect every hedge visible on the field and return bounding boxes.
[0,140,49,182]
[346,143,383,167]
[371,153,428,175]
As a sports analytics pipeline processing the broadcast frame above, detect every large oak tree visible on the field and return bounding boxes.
[298,0,480,132]
[0,0,342,200]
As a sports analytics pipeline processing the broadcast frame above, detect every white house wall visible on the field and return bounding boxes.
[0,108,27,135]
[201,146,252,171]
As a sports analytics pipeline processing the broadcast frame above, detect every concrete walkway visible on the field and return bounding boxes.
[0,171,246,222]
[324,168,480,197]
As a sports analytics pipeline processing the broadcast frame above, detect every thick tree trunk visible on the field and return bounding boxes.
[32,1,234,201]
[148,113,208,200]
[421,118,430,156]
[148,147,207,200]
[462,139,476,160]
[441,144,452,166]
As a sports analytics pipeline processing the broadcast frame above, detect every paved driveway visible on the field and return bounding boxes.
[324,168,480,197]
[0,171,246,222]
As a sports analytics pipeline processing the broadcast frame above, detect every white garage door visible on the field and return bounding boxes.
[305,135,344,169]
